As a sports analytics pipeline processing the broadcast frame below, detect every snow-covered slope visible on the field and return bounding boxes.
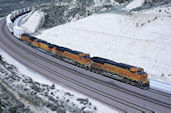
[21,10,44,33]
[125,0,145,10]
[0,50,120,113]
[36,5,171,83]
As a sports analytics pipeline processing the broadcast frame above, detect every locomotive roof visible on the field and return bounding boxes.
[91,57,133,70]
[37,39,57,48]
[56,46,83,55]
[29,37,37,41]
[37,39,47,43]
[56,46,70,52]
[22,33,37,41]
[49,44,56,48]
[23,33,31,37]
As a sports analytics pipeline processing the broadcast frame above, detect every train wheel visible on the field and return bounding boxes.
[137,82,143,89]
[84,66,89,70]
[137,84,140,88]
[130,81,136,86]
[125,79,130,84]
[123,78,127,83]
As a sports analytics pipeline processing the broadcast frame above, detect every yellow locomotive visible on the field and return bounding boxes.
[21,33,149,89]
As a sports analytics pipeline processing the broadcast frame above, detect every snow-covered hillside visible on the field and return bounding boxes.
[125,0,145,10]
[35,4,171,83]
[21,11,45,33]
[0,50,120,113]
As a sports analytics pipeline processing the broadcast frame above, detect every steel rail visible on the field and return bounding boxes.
[148,89,171,98]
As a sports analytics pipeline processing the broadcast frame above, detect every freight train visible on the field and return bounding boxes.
[21,33,149,89]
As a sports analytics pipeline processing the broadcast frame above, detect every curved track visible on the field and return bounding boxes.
[0,18,171,113]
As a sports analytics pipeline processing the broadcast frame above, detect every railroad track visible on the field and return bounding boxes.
[148,88,171,99]
[0,18,171,113]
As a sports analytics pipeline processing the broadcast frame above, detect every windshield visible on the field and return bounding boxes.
[137,70,145,75]
[83,55,90,59]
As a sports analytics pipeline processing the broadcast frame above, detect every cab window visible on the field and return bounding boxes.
[83,56,88,59]
[84,55,90,59]
[137,70,145,75]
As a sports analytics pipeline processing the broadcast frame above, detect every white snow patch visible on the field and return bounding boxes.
[135,4,171,16]
[150,79,171,94]
[125,0,145,10]
[36,6,171,84]
[14,13,28,26]
[21,10,44,33]
[0,49,121,113]
[94,0,117,7]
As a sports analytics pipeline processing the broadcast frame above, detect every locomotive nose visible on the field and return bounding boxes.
[141,72,147,80]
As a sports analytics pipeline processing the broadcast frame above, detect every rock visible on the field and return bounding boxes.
[0,55,2,61]
[9,107,17,113]
[2,110,10,113]
[22,77,33,84]
[50,84,55,89]
[23,107,32,113]
[30,84,41,92]
[48,96,55,102]
[56,106,66,113]
[65,92,72,96]
[81,106,86,111]
[31,91,37,95]
[46,102,57,111]
[77,98,89,105]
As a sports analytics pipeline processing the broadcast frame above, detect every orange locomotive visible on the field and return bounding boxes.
[91,57,149,89]
[21,33,38,47]
[21,33,34,43]
[20,33,149,89]
[21,33,91,68]
[55,46,91,68]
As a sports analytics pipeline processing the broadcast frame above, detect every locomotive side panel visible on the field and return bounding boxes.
[32,40,39,47]
[21,34,30,42]
[39,42,50,51]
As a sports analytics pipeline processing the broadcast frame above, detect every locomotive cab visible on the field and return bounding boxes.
[79,54,91,63]
[134,68,147,80]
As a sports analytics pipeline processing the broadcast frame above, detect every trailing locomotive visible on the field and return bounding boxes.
[20,33,149,89]
[21,33,91,68]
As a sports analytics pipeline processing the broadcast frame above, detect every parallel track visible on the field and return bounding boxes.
[1,18,171,113]
[148,89,171,98]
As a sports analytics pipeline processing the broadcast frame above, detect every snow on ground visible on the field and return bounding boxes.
[150,78,171,94]
[125,0,145,10]
[14,13,28,26]
[0,49,121,113]
[135,4,171,16]
[94,0,117,7]
[21,10,44,33]
[36,5,171,84]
